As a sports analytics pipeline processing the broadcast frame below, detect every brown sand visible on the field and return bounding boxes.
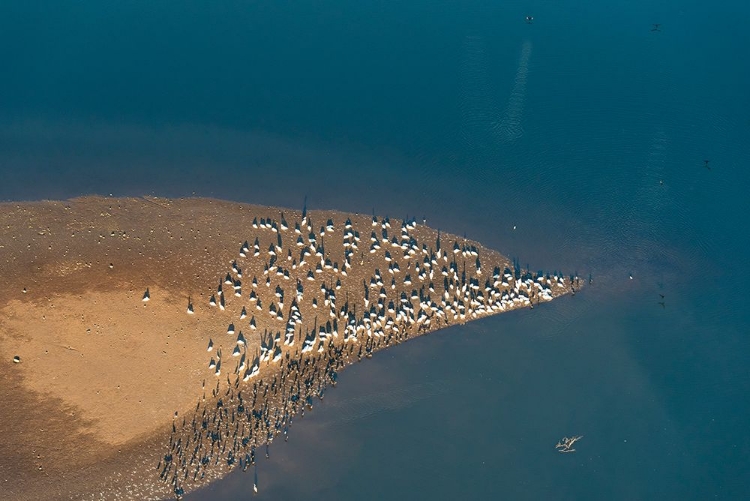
[0,196,575,500]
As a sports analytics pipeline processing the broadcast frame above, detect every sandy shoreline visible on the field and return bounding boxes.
[0,196,577,499]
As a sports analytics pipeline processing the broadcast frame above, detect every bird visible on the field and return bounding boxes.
[556,435,583,452]
[658,301,665,308]
[651,23,661,32]
[525,15,534,24]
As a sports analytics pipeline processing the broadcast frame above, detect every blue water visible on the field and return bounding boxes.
[2,1,749,499]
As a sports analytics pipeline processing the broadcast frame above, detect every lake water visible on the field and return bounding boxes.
[2,0,749,499]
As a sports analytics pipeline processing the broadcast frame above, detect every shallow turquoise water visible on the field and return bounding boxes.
[1,1,749,499]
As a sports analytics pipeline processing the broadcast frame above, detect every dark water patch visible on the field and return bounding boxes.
[459,35,497,161]
[319,380,450,425]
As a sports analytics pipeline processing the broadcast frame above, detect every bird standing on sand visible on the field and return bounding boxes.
[157,210,576,493]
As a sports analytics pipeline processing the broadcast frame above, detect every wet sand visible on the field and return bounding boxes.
[0,196,577,500]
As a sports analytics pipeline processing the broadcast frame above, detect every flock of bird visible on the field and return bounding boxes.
[157,208,576,498]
